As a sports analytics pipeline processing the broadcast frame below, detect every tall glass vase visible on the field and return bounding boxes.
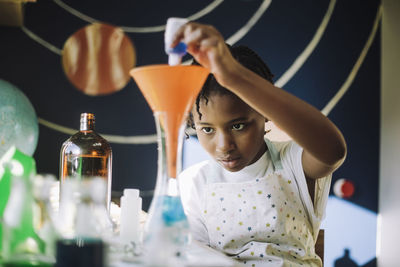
[142,112,188,266]
[130,64,209,266]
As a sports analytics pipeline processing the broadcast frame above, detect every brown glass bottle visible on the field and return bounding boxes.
[59,113,112,208]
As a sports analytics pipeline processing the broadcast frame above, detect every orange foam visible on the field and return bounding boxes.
[130,65,209,178]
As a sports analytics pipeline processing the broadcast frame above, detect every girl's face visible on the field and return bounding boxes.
[193,93,267,172]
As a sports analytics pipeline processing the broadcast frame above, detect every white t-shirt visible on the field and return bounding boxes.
[179,140,331,244]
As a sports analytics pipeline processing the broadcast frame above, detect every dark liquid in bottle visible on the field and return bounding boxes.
[62,154,109,180]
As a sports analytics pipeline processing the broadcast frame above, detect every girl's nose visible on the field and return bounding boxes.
[216,132,235,153]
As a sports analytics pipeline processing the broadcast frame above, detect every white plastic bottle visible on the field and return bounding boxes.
[119,189,142,245]
[164,17,189,65]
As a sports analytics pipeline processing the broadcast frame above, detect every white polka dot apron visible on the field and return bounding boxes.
[203,140,322,267]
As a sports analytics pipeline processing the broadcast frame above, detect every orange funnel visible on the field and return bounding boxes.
[130,64,209,178]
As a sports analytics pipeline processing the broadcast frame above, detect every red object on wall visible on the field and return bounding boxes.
[333,178,355,199]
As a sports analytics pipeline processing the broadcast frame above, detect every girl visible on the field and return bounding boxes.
[176,22,347,267]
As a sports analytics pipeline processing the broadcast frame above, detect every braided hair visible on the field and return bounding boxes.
[187,45,274,129]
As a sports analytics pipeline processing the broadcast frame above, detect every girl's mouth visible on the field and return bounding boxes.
[219,157,241,169]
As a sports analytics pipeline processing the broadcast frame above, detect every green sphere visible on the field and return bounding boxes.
[0,79,39,157]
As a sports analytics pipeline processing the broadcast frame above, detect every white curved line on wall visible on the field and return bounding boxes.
[275,0,336,88]
[268,4,382,141]
[225,0,272,45]
[53,0,224,33]
[21,26,62,55]
[38,118,158,144]
[321,4,382,116]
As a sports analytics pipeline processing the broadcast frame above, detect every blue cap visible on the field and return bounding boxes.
[168,42,187,56]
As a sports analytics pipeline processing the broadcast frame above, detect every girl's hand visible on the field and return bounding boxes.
[171,22,241,86]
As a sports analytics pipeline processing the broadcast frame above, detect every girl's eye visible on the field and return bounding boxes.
[232,123,245,131]
[201,127,214,134]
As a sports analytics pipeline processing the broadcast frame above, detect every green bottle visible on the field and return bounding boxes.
[0,147,54,266]
[0,147,36,253]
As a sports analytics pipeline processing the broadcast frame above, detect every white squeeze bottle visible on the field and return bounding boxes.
[165,17,188,65]
[119,189,142,245]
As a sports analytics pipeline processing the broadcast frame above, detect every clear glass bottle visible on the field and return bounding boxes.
[59,113,112,209]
